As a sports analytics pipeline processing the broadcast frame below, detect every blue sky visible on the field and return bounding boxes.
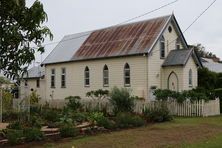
[27,0,222,65]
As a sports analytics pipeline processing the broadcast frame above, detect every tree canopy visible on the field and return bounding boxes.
[0,0,53,79]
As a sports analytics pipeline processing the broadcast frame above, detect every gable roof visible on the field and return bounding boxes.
[42,14,187,65]
[72,15,171,60]
[23,66,45,79]
[202,58,222,73]
[162,49,202,67]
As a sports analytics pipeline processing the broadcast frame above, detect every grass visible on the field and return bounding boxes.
[32,116,222,148]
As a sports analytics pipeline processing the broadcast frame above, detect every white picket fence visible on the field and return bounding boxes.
[37,98,220,117]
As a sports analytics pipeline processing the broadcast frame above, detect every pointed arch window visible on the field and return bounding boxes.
[160,36,165,58]
[176,38,180,50]
[124,63,130,86]
[84,66,90,87]
[103,65,109,87]
[189,69,192,86]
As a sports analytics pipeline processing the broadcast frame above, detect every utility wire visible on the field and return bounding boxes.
[35,0,178,48]
[150,0,217,56]
[166,0,217,48]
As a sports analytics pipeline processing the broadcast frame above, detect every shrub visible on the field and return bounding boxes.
[2,90,13,111]
[109,87,135,114]
[23,128,44,142]
[6,129,23,145]
[29,90,41,105]
[88,112,115,129]
[7,121,22,130]
[26,115,43,129]
[86,89,109,100]
[72,112,88,123]
[143,104,173,122]
[42,109,60,122]
[65,96,82,111]
[116,112,145,128]
[59,125,79,138]
[2,111,20,122]
[88,112,104,125]
[154,89,209,103]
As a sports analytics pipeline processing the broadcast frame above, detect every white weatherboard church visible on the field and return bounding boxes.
[21,14,202,101]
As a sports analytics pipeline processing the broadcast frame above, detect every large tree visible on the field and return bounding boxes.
[0,0,52,79]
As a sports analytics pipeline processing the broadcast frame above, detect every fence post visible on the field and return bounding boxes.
[202,100,205,117]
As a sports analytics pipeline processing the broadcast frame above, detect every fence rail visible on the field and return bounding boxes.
[14,98,220,117]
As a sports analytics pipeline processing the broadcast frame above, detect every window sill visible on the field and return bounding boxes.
[160,57,165,59]
[103,85,109,87]
[85,85,90,88]
[51,87,56,89]
[189,85,193,88]
[61,86,66,88]
[124,84,131,87]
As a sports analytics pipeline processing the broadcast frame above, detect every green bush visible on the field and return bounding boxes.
[88,112,115,129]
[7,121,22,130]
[6,129,23,145]
[29,90,41,105]
[143,104,173,122]
[154,89,209,103]
[59,125,79,138]
[72,112,88,123]
[86,89,109,100]
[109,87,135,114]
[23,128,44,142]
[2,111,20,122]
[116,112,145,128]
[2,90,13,111]
[42,109,60,122]
[26,115,43,129]
[65,96,82,111]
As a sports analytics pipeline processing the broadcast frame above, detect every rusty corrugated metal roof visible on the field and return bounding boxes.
[72,15,171,60]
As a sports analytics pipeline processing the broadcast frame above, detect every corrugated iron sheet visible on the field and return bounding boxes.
[72,15,170,60]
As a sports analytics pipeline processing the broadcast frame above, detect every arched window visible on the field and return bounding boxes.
[103,65,109,87]
[160,36,165,58]
[176,38,180,50]
[84,66,90,87]
[189,69,192,86]
[124,63,130,86]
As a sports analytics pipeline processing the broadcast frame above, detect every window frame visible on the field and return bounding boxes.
[51,68,56,88]
[189,69,193,87]
[84,66,90,87]
[160,36,165,59]
[124,63,131,87]
[61,68,66,88]
[176,38,180,50]
[103,65,109,87]
[36,79,40,88]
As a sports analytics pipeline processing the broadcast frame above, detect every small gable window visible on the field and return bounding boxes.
[103,65,109,87]
[84,66,90,87]
[176,38,180,50]
[160,36,165,58]
[124,63,130,87]
[189,69,192,86]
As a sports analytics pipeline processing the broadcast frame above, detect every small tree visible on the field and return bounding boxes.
[86,89,109,100]
[109,87,135,114]
[65,96,82,111]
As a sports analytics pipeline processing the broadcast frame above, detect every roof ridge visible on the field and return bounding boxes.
[63,14,172,37]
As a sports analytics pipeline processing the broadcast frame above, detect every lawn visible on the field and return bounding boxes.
[28,116,222,148]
